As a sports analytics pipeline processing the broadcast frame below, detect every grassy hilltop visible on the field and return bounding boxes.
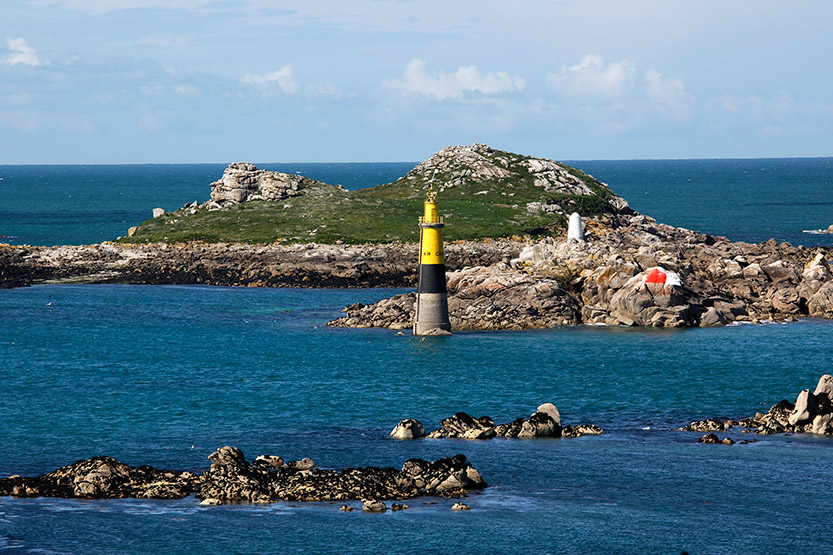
[122,144,626,245]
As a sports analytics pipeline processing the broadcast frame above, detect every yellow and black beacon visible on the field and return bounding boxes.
[414,170,451,335]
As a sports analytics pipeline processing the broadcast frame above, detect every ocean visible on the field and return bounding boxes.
[1,159,833,554]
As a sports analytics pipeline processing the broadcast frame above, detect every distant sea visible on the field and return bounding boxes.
[2,159,833,554]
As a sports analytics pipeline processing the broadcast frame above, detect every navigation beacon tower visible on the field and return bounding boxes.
[413,170,451,335]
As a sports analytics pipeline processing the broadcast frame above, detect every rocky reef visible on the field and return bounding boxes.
[0,446,486,504]
[681,374,833,436]
[390,403,604,440]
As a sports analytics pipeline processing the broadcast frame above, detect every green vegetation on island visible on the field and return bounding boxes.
[121,145,627,245]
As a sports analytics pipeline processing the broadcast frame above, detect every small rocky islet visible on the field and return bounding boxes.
[390,403,604,440]
[680,374,833,443]
[2,143,832,330]
[0,445,486,505]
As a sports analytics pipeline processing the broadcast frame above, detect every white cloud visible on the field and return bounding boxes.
[388,58,525,101]
[547,54,635,98]
[0,110,93,133]
[644,69,693,118]
[707,93,833,137]
[241,66,298,94]
[2,38,42,67]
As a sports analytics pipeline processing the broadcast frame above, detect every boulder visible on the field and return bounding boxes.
[152,208,166,218]
[400,454,487,494]
[200,446,273,504]
[517,411,561,438]
[698,433,720,444]
[536,403,562,427]
[700,307,728,327]
[608,267,702,327]
[362,499,386,512]
[754,400,795,434]
[812,413,833,435]
[788,389,818,426]
[807,282,833,316]
[423,404,600,441]
[681,418,729,432]
[428,412,495,439]
[684,376,833,436]
[561,424,605,438]
[286,458,314,471]
[390,418,426,440]
[253,455,284,469]
[813,374,833,399]
[209,163,312,208]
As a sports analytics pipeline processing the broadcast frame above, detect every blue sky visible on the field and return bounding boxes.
[2,0,832,163]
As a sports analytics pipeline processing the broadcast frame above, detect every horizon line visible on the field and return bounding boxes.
[1,155,832,166]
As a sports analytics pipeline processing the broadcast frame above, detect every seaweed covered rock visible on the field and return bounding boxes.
[1,447,488,504]
[199,446,273,503]
[0,456,197,499]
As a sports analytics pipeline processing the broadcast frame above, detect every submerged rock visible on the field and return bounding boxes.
[697,433,735,445]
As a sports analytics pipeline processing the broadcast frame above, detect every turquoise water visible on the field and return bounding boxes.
[2,284,833,553]
[2,160,833,553]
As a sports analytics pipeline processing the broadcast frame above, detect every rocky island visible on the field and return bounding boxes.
[2,143,832,329]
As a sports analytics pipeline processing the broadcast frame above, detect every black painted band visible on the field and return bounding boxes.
[418,263,447,293]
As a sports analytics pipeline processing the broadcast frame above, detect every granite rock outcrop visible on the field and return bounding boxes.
[207,163,341,210]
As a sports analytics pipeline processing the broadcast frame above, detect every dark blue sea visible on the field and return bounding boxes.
[1,159,833,554]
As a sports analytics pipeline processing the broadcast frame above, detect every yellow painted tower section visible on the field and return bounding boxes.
[419,201,445,265]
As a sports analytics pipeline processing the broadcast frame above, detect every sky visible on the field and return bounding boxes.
[1,0,832,163]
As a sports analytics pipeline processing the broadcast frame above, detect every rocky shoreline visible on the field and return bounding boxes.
[329,212,833,329]
[0,446,486,504]
[0,240,516,290]
[3,211,833,330]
